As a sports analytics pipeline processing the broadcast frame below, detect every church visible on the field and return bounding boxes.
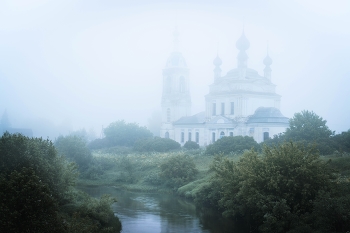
[160,30,289,146]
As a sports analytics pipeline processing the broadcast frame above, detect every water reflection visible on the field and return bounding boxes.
[78,186,237,233]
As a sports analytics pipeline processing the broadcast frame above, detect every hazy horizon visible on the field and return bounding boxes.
[1,0,349,139]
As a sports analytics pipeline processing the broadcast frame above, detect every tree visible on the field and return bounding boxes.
[332,129,350,153]
[160,154,198,188]
[205,136,259,155]
[55,135,93,171]
[210,143,337,232]
[134,137,181,152]
[0,132,122,233]
[103,120,153,147]
[285,110,333,142]
[183,141,200,150]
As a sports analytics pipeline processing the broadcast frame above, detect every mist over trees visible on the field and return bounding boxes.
[263,110,349,155]
[0,132,121,232]
[195,143,350,232]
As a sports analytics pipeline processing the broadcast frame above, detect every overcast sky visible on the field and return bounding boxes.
[0,0,349,138]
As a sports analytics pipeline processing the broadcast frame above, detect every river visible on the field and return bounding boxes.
[78,186,240,233]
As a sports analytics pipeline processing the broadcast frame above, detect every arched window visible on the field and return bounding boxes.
[167,108,171,122]
[212,132,216,142]
[188,132,192,141]
[165,132,169,138]
[179,76,185,92]
[220,131,225,139]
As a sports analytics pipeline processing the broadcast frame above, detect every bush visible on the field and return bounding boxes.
[0,167,64,232]
[205,136,259,155]
[0,132,122,233]
[134,137,181,152]
[55,135,93,171]
[88,138,111,150]
[205,142,340,232]
[103,120,153,147]
[0,132,76,204]
[160,154,198,188]
[183,141,200,150]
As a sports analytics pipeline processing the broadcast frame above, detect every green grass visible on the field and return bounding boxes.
[77,149,350,199]
[77,149,214,192]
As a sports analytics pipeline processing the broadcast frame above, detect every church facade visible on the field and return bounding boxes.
[160,30,289,146]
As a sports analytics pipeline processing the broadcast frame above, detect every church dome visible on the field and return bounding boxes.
[263,54,273,66]
[236,31,250,51]
[247,107,289,124]
[213,55,222,66]
[165,52,187,68]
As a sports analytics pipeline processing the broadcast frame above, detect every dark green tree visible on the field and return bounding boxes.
[160,154,198,188]
[55,135,93,171]
[134,137,181,152]
[103,120,153,147]
[332,129,350,153]
[285,110,333,142]
[0,132,122,233]
[205,136,259,155]
[183,141,200,150]
[210,143,337,232]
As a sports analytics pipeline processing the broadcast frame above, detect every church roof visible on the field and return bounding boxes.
[247,107,289,124]
[173,112,206,125]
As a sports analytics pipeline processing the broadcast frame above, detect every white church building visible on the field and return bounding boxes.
[160,30,289,146]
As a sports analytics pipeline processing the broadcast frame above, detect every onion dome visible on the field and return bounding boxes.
[236,31,250,51]
[263,54,273,66]
[213,55,222,66]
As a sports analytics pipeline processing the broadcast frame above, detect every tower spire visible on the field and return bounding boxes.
[263,41,273,81]
[236,28,250,79]
[173,27,180,52]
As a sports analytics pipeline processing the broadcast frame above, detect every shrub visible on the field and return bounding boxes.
[183,141,200,150]
[0,132,122,233]
[0,132,76,203]
[160,154,198,188]
[103,120,153,147]
[0,167,64,233]
[55,135,93,171]
[88,138,110,150]
[134,137,181,152]
[205,136,259,155]
[207,142,339,232]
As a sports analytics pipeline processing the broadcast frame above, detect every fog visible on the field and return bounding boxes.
[0,0,349,138]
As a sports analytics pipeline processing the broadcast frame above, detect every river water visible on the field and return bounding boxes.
[78,186,239,233]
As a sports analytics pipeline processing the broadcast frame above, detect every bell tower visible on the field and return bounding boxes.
[160,29,191,139]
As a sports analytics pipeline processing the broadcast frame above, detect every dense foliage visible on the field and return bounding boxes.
[206,135,259,155]
[285,110,333,142]
[0,132,121,233]
[195,142,350,232]
[262,110,348,155]
[160,154,198,188]
[134,137,181,152]
[103,120,153,147]
[183,140,200,150]
[332,129,350,153]
[55,135,93,171]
